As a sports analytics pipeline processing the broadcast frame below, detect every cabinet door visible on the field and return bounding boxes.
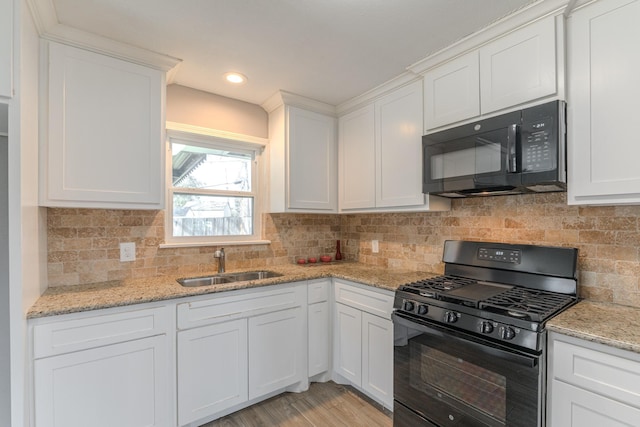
[338,104,376,209]
[549,380,640,427]
[567,0,640,204]
[0,0,12,98]
[308,301,330,377]
[376,80,425,207]
[43,42,164,209]
[34,335,170,427]
[177,319,248,426]
[333,302,362,385]
[287,106,337,211]
[424,51,480,130]
[361,312,393,409]
[480,16,557,114]
[248,306,306,399]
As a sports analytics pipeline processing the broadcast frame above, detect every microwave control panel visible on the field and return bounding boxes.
[521,117,555,172]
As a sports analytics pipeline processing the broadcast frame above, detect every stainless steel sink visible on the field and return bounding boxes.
[177,271,283,287]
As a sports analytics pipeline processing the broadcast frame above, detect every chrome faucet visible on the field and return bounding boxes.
[214,248,225,273]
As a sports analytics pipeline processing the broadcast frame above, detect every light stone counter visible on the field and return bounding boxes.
[27,262,436,319]
[547,300,640,354]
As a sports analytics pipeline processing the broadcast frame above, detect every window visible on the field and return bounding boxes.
[165,125,266,246]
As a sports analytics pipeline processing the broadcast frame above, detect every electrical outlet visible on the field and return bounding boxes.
[372,240,379,253]
[120,242,136,262]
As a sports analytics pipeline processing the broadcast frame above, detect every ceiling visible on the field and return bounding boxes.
[51,0,535,107]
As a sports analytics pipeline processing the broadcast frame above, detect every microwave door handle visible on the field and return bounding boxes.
[507,124,518,173]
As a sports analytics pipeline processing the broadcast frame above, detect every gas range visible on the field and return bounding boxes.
[393,240,578,353]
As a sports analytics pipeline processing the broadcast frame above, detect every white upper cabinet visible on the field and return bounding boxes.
[375,81,426,207]
[567,0,640,205]
[268,101,337,213]
[339,81,450,212]
[424,51,480,130]
[339,104,376,209]
[423,15,559,131]
[0,0,13,98]
[480,16,557,114]
[40,42,165,209]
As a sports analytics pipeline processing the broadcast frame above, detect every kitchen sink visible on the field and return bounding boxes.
[177,270,283,287]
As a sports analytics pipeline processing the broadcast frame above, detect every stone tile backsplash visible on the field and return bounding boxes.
[47,192,640,308]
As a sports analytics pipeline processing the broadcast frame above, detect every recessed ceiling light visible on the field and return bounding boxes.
[224,72,247,85]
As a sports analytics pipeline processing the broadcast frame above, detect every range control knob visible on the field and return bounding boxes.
[500,326,516,340]
[417,305,429,315]
[480,321,494,334]
[444,311,458,323]
[403,301,415,312]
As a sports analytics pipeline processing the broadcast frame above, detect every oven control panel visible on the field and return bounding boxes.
[478,247,521,263]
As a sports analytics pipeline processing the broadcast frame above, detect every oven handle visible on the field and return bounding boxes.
[393,312,539,368]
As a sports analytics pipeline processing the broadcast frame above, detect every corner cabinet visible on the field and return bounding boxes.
[339,80,450,212]
[40,41,165,209]
[547,332,640,426]
[0,0,13,98]
[267,100,338,212]
[424,15,560,131]
[567,0,640,205]
[30,306,173,427]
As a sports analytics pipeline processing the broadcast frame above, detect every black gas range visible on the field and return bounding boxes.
[393,240,578,427]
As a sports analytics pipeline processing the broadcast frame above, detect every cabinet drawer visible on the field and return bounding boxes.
[552,337,640,408]
[308,279,330,304]
[334,280,394,319]
[32,306,170,359]
[177,282,305,330]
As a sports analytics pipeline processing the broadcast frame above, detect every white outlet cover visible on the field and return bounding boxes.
[372,240,379,253]
[120,242,136,262]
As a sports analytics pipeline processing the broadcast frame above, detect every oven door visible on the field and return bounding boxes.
[393,312,543,427]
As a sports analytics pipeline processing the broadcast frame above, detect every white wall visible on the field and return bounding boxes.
[166,84,268,138]
[0,107,10,427]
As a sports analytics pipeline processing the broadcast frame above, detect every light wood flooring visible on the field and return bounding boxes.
[201,381,393,427]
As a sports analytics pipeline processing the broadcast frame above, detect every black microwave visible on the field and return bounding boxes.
[422,100,566,197]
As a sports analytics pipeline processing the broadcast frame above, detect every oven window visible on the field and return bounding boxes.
[414,345,506,423]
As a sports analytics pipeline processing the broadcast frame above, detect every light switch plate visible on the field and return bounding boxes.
[120,242,136,262]
[372,240,379,253]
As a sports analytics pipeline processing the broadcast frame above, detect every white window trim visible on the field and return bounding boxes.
[161,122,270,248]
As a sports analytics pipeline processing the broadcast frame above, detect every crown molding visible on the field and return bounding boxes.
[26,0,181,71]
[407,0,569,75]
[261,90,336,116]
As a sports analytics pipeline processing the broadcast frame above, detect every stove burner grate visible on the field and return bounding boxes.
[480,287,576,322]
[401,275,477,297]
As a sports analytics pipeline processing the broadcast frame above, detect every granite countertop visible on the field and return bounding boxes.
[547,300,640,354]
[27,262,436,319]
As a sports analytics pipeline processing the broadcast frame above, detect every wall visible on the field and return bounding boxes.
[47,192,640,308]
[46,210,341,285]
[342,192,640,308]
[166,84,268,138]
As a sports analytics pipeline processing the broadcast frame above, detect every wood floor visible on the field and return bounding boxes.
[201,381,393,427]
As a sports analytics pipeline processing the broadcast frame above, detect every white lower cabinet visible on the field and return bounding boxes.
[333,280,394,409]
[177,319,248,425]
[31,306,172,427]
[176,282,307,426]
[308,279,331,377]
[547,332,640,426]
[249,306,306,399]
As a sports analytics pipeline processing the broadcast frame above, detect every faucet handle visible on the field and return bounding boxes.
[213,248,225,258]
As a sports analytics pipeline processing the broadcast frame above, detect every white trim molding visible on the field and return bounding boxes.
[26,0,181,71]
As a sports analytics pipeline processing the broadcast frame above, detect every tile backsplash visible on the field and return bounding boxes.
[47,192,640,308]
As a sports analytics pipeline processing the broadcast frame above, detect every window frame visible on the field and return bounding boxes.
[163,123,268,247]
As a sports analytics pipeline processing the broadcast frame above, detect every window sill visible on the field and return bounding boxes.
[159,240,271,249]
